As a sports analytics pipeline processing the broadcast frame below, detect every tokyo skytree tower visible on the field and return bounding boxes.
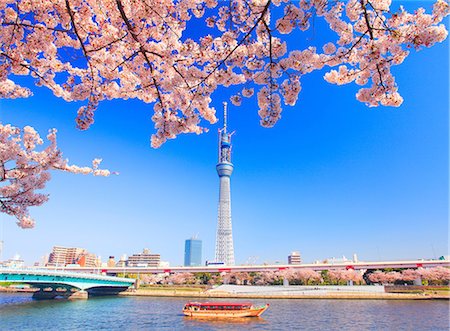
[214,102,235,266]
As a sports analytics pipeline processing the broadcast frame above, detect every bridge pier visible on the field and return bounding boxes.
[32,288,58,300]
[413,277,422,286]
[67,290,88,300]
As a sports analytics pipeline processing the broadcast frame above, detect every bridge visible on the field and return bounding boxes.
[47,259,450,275]
[0,269,135,299]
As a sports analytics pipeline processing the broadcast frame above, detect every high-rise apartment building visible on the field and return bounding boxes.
[214,102,235,266]
[47,246,99,267]
[184,237,202,266]
[127,248,160,267]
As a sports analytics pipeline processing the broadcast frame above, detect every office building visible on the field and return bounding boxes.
[184,237,202,266]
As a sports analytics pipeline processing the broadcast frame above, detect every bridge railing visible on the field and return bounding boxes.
[0,268,134,284]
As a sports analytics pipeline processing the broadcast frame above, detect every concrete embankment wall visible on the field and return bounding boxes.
[120,285,449,300]
[211,285,385,295]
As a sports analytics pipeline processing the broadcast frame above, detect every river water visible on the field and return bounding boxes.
[0,293,448,330]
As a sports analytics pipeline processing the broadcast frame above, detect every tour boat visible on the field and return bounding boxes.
[182,302,269,318]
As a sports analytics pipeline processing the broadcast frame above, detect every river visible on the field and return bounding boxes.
[0,293,448,330]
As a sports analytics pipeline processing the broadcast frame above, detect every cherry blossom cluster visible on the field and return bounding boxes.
[141,269,367,286]
[0,123,112,228]
[0,0,447,147]
[139,267,450,287]
[368,267,450,284]
[327,269,364,283]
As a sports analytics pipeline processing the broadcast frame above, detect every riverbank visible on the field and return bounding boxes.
[120,285,450,300]
[2,284,448,300]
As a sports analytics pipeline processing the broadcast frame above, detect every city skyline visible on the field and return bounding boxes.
[0,1,447,267]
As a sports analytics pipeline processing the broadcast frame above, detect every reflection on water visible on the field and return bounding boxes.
[0,293,449,331]
[183,317,269,331]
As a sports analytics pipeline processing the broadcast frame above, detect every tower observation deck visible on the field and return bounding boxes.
[214,102,235,266]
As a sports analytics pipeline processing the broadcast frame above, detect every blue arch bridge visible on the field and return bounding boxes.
[0,269,135,299]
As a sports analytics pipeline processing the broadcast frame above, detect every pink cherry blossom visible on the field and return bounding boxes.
[368,270,401,284]
[419,267,450,283]
[0,0,447,147]
[0,0,448,229]
[0,123,113,228]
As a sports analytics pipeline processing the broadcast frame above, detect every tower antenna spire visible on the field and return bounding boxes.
[223,101,227,132]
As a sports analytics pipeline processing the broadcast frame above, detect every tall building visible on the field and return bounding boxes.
[76,253,99,267]
[127,248,160,267]
[116,254,127,267]
[288,251,302,265]
[107,256,116,267]
[47,246,98,267]
[214,102,235,266]
[184,237,202,266]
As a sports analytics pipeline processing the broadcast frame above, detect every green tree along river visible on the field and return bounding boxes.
[0,294,449,330]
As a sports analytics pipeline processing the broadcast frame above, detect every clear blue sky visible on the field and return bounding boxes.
[0,1,448,266]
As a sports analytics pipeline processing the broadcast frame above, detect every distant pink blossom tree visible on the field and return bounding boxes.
[368,267,450,285]
[269,268,322,285]
[367,271,383,283]
[0,123,112,228]
[167,272,196,285]
[383,271,402,284]
[141,274,162,285]
[400,269,419,282]
[296,269,322,285]
[419,267,450,285]
[327,270,340,284]
[368,270,401,284]
[328,269,362,284]
[221,271,254,285]
[207,273,222,286]
[253,271,278,285]
[275,268,297,284]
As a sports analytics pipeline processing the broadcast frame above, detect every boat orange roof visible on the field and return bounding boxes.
[185,302,253,306]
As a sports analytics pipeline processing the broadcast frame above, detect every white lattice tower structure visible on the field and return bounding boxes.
[214,102,235,266]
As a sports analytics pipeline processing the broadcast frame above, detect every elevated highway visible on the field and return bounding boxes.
[43,259,450,275]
